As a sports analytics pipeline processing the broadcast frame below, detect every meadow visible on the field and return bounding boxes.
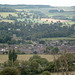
[0,20,14,23]
[40,37,75,41]
[0,54,59,63]
[0,12,18,18]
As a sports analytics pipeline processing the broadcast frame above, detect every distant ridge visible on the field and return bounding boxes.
[71,6,75,9]
[0,4,53,9]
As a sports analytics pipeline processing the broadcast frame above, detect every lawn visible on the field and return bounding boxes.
[0,54,59,63]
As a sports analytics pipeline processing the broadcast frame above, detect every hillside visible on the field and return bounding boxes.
[0,5,75,42]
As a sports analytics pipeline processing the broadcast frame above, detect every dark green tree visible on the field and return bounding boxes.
[9,49,12,61]
[12,49,17,63]
[8,49,17,64]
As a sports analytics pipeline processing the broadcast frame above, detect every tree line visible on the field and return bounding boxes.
[0,21,75,42]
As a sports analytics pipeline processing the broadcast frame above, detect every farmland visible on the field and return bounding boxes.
[0,12,18,18]
[40,37,75,41]
[0,55,59,63]
[0,4,75,75]
[0,20,14,23]
[41,18,70,22]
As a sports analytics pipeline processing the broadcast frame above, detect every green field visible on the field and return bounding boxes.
[0,20,15,23]
[40,37,75,41]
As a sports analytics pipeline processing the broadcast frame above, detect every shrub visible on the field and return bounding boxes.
[42,71,51,75]
[0,68,19,75]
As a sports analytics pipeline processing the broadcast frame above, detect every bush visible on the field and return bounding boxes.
[42,71,51,75]
[45,62,55,72]
[0,68,19,75]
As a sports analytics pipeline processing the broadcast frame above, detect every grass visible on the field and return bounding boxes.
[0,12,18,18]
[17,18,50,24]
[0,20,15,23]
[40,37,75,41]
[51,72,75,75]
[0,54,59,63]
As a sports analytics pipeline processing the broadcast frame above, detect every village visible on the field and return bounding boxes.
[0,39,75,55]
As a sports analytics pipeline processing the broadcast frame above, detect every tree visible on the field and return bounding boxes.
[18,61,31,75]
[56,53,75,75]
[0,68,19,75]
[39,40,45,44]
[51,47,59,54]
[42,71,51,75]
[45,62,55,72]
[9,49,12,61]
[8,49,17,64]
[12,49,17,63]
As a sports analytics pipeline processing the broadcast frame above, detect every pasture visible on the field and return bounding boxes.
[40,37,75,41]
[0,20,14,23]
[41,18,70,22]
[0,55,59,63]
[0,12,18,18]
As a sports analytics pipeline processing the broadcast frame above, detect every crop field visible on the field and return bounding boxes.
[0,12,18,18]
[40,37,75,41]
[41,18,70,22]
[0,55,59,63]
[0,20,14,23]
[16,9,29,12]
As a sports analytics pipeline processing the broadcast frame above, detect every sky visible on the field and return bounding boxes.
[0,0,75,6]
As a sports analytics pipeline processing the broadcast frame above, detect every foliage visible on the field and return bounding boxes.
[42,71,51,75]
[0,22,75,41]
[44,46,59,54]
[8,49,17,63]
[49,10,59,13]
[18,61,31,75]
[56,53,75,71]
[45,62,55,72]
[39,40,45,44]
[0,68,19,75]
[51,47,59,54]
[29,55,49,67]
[0,7,16,12]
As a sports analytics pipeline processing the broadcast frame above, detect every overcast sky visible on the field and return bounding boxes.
[0,0,75,6]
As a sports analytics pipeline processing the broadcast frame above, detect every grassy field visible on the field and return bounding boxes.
[0,55,59,63]
[51,72,75,75]
[0,12,18,18]
[0,20,15,23]
[40,37,75,41]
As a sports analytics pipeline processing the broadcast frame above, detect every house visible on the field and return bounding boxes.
[58,46,75,54]
[67,46,75,54]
